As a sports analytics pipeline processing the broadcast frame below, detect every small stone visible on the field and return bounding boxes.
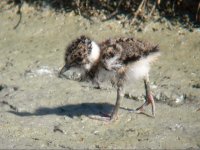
[62,68,84,81]
[93,130,99,135]
[152,27,158,32]
[175,95,185,104]
[0,84,7,91]
[137,27,143,32]
[192,83,200,89]
[168,94,185,107]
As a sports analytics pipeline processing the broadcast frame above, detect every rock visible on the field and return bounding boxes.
[124,92,145,101]
[152,27,158,32]
[192,83,200,89]
[62,67,84,81]
[0,84,7,91]
[168,94,185,107]
[155,92,186,107]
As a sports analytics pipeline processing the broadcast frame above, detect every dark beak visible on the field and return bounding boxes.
[58,64,70,78]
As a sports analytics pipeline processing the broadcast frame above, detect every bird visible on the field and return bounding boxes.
[59,35,160,121]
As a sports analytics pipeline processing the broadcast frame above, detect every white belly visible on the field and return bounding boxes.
[126,52,160,80]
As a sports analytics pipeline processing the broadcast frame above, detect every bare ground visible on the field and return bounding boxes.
[0,4,200,149]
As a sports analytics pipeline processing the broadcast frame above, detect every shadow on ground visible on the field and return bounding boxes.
[8,102,114,118]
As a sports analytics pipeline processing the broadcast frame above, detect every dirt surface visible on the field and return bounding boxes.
[0,4,200,149]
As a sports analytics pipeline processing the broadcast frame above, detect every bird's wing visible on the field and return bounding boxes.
[100,37,159,64]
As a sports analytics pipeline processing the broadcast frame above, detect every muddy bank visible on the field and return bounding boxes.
[6,0,200,23]
[0,5,200,149]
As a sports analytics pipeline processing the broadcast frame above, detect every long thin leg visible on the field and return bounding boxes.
[110,69,125,120]
[110,85,124,120]
[136,74,155,117]
[89,71,124,121]
[90,79,124,121]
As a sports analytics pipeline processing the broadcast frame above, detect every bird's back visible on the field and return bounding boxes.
[100,37,159,65]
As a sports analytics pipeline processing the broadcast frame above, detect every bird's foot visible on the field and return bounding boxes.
[135,93,155,117]
[135,104,146,113]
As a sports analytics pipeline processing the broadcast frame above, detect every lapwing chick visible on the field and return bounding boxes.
[59,35,160,121]
[59,35,101,87]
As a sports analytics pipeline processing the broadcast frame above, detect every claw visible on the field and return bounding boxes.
[136,92,155,117]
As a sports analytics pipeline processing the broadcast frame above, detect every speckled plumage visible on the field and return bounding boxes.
[64,35,92,66]
[60,35,160,121]
[100,37,159,69]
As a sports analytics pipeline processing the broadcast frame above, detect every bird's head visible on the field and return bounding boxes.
[59,35,100,77]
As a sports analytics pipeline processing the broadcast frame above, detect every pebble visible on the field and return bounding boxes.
[0,84,7,91]
[62,68,84,81]
[175,95,185,104]
[155,92,186,107]
[124,93,145,101]
[93,130,99,135]
[192,83,200,89]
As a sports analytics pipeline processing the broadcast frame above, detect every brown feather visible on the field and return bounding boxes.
[64,35,92,65]
[99,37,159,64]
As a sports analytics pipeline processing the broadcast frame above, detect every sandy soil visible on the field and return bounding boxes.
[0,3,200,149]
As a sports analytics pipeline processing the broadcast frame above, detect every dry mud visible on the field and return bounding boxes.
[0,4,200,149]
